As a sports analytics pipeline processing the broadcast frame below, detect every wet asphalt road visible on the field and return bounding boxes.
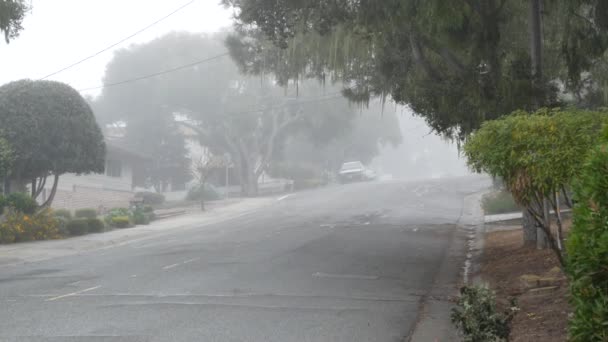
[0,176,489,342]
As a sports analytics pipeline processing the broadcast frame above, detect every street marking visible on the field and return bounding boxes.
[45,285,101,302]
[182,258,200,264]
[313,272,379,280]
[130,274,137,278]
[277,194,291,201]
[162,263,180,270]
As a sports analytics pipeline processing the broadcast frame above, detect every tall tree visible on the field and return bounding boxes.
[0,80,106,207]
[223,0,608,139]
[0,0,28,43]
[95,32,357,196]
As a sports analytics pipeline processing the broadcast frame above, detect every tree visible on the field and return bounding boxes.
[276,101,402,174]
[122,113,191,193]
[0,0,28,43]
[96,32,358,196]
[0,135,12,193]
[464,108,608,264]
[0,80,106,207]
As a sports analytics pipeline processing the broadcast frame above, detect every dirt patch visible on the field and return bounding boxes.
[480,228,570,342]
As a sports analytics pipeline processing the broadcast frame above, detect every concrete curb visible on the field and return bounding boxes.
[407,189,491,342]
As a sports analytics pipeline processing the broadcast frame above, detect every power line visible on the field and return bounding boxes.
[77,52,230,92]
[39,0,198,80]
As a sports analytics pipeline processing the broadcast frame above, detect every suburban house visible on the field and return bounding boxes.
[41,139,150,211]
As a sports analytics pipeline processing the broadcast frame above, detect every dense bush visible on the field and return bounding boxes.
[142,205,154,213]
[567,140,608,341]
[0,208,60,243]
[451,285,518,342]
[481,191,519,215]
[55,216,70,237]
[104,208,132,226]
[86,218,105,233]
[74,208,97,219]
[53,209,72,220]
[186,184,220,201]
[132,208,150,225]
[135,191,165,205]
[110,216,132,228]
[66,219,89,236]
[4,193,37,214]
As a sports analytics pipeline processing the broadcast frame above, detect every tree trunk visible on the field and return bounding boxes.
[530,0,544,104]
[522,208,537,247]
[40,174,59,209]
[536,198,550,249]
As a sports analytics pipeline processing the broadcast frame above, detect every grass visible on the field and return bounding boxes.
[482,191,520,215]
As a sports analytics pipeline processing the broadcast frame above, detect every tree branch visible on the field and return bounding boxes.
[409,33,441,81]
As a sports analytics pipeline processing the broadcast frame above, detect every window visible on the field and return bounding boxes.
[106,159,122,178]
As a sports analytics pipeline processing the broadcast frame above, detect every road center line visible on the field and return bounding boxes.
[45,286,101,302]
[182,258,200,264]
[162,263,181,270]
[313,272,379,280]
[277,194,291,201]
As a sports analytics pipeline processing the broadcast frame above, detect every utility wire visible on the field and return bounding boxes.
[39,0,197,80]
[77,52,230,92]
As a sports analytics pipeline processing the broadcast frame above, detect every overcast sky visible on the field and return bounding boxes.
[0,0,232,97]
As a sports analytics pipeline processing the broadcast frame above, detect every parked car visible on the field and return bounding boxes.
[338,161,372,183]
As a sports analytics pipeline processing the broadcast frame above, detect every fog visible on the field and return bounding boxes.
[371,107,471,181]
[0,0,473,199]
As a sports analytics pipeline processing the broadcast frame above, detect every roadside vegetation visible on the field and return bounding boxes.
[482,191,520,216]
[0,191,158,244]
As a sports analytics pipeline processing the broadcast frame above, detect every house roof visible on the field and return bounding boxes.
[105,139,153,161]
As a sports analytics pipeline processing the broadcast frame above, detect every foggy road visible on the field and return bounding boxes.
[0,176,490,342]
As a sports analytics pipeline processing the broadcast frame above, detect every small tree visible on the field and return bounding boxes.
[0,80,106,207]
[464,108,608,266]
[192,154,225,211]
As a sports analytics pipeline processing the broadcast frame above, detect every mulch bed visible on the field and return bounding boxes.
[480,228,570,342]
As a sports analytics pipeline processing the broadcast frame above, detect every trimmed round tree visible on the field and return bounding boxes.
[0,79,105,207]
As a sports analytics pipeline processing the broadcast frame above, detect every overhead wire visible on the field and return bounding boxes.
[39,0,198,80]
[77,52,230,92]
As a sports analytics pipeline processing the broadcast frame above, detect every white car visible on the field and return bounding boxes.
[338,161,373,183]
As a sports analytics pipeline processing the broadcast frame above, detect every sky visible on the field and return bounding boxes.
[0,0,233,97]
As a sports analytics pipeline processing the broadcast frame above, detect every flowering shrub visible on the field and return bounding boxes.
[0,208,60,243]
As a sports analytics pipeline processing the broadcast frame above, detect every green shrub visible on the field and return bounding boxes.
[53,209,72,220]
[186,184,220,201]
[132,208,150,225]
[135,191,165,205]
[110,216,132,228]
[0,195,5,215]
[74,208,97,219]
[481,191,519,215]
[451,285,518,342]
[55,216,70,237]
[567,141,608,341]
[66,219,89,236]
[142,205,154,213]
[145,212,156,222]
[104,208,132,226]
[0,208,60,243]
[5,193,37,214]
[86,218,104,233]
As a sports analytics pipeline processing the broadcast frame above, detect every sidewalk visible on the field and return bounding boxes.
[485,209,572,224]
[0,197,276,267]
